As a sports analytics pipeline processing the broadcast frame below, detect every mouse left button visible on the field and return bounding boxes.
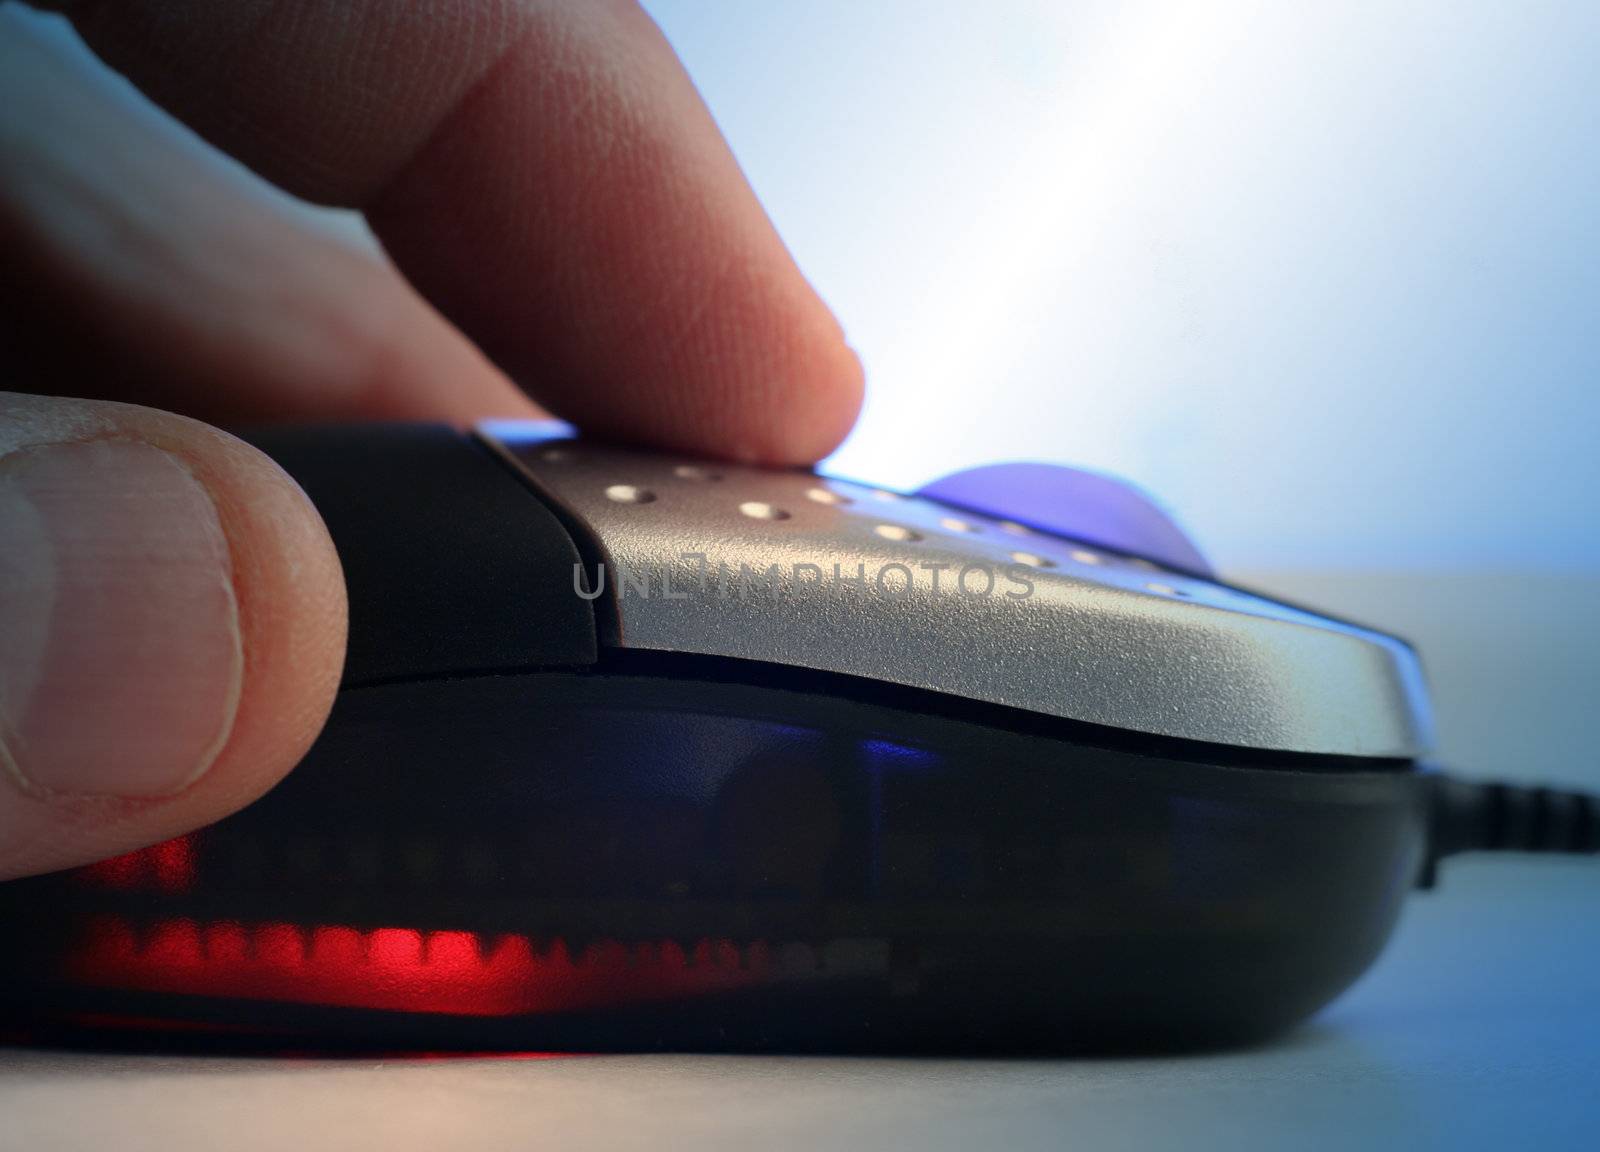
[235,423,599,685]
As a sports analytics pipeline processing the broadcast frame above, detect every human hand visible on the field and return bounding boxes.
[0,1,862,880]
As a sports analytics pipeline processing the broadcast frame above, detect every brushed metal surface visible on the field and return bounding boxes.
[483,423,1433,758]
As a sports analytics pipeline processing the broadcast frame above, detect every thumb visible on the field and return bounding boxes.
[0,392,346,879]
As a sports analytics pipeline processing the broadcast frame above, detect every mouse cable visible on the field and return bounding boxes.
[1419,774,1600,886]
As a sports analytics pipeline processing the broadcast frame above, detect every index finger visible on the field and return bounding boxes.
[46,0,863,463]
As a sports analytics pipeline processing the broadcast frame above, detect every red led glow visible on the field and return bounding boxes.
[66,917,772,1017]
[77,835,196,892]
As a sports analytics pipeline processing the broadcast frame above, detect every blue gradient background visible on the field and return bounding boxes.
[646,0,1600,571]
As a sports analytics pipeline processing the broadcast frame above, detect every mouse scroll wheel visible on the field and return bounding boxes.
[915,463,1213,578]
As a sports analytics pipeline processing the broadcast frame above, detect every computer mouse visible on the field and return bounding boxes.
[0,420,1443,1052]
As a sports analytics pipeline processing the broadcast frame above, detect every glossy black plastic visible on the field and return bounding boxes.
[0,661,1428,1052]
[237,423,598,683]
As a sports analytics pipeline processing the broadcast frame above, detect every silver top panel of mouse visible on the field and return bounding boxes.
[484,423,1434,759]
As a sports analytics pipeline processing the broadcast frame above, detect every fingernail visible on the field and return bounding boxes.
[0,440,242,797]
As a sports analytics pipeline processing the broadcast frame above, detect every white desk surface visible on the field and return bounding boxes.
[4,572,1598,1151]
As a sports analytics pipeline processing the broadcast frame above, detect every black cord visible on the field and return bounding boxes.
[1420,774,1600,886]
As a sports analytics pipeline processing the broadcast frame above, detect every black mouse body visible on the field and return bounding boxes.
[0,423,1436,1052]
